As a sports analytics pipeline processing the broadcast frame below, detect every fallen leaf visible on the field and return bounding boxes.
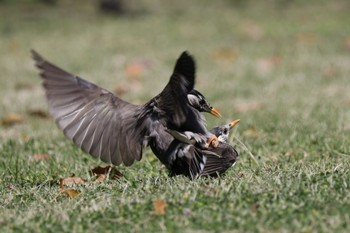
[126,62,143,79]
[90,166,111,175]
[59,177,83,198]
[60,176,85,187]
[1,113,24,126]
[95,174,107,182]
[212,48,239,61]
[31,153,50,161]
[61,189,81,198]
[27,109,50,119]
[90,165,122,180]
[153,199,167,215]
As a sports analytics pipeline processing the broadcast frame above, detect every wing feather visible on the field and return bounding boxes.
[32,50,148,166]
[201,144,238,176]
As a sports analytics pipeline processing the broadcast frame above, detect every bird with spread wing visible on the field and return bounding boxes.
[32,50,230,178]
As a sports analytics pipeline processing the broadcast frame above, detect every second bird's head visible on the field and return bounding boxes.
[187,90,221,118]
[210,119,240,143]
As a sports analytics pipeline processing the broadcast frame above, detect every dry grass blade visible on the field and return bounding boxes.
[233,135,259,165]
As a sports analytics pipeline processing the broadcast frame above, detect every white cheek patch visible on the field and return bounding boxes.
[187,94,199,106]
[218,135,225,143]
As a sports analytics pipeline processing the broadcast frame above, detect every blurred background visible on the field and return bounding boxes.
[0,0,349,158]
[0,1,350,232]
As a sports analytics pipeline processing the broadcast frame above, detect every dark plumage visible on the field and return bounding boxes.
[167,119,239,177]
[32,50,218,177]
[201,120,240,176]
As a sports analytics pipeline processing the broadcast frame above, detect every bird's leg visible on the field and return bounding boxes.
[205,134,219,148]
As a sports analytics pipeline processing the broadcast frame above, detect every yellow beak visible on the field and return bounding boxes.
[210,107,222,118]
[229,119,240,128]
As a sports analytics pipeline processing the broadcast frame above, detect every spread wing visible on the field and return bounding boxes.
[152,51,207,134]
[151,51,195,124]
[31,50,149,166]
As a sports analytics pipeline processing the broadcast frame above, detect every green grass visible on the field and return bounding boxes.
[1,0,350,232]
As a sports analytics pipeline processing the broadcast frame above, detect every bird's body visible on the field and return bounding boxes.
[166,120,239,177]
[32,50,221,178]
[201,120,239,176]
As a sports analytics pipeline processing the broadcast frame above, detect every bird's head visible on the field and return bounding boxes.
[187,90,221,118]
[210,119,240,143]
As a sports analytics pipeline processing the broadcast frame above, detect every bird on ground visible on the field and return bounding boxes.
[166,119,239,178]
[202,119,240,176]
[31,50,221,176]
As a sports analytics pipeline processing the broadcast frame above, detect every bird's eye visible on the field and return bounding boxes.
[223,128,228,134]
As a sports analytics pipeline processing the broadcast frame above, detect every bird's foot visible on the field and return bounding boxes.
[205,134,219,148]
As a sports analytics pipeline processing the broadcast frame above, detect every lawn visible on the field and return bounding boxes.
[0,0,350,232]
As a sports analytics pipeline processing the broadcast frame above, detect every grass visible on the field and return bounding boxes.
[1,0,350,232]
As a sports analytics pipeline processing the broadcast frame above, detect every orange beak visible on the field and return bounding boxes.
[229,119,240,129]
[210,107,222,118]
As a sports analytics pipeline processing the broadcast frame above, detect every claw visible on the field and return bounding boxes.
[205,134,219,148]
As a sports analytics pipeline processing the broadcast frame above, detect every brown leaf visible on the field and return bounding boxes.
[125,62,144,79]
[153,199,167,215]
[95,174,107,182]
[31,153,50,161]
[212,48,239,61]
[60,176,85,187]
[59,177,82,198]
[61,189,81,198]
[90,166,122,180]
[1,113,24,126]
[27,109,50,119]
